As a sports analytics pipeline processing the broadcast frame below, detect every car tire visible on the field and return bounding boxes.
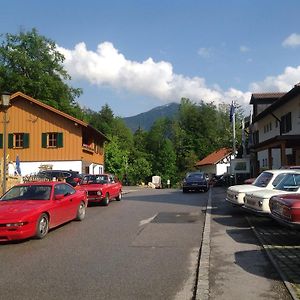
[116,191,122,201]
[183,188,187,193]
[102,193,110,206]
[35,213,49,239]
[75,201,86,221]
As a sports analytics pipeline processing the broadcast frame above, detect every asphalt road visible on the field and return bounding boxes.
[0,187,207,300]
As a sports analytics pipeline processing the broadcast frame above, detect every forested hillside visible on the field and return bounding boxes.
[123,102,180,132]
[0,28,243,187]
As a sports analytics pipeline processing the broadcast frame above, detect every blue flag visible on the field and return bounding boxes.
[229,101,235,122]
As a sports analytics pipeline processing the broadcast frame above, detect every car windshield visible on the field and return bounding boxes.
[187,173,204,180]
[274,173,300,192]
[81,175,109,184]
[253,172,273,187]
[0,185,52,201]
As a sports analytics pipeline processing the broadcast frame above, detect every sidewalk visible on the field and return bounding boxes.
[196,187,293,300]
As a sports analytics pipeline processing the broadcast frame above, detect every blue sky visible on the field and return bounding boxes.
[2,0,300,117]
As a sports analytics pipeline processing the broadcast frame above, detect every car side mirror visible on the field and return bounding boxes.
[54,194,64,200]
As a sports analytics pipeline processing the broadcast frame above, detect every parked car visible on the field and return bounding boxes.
[0,181,87,241]
[243,172,300,215]
[78,174,122,206]
[37,170,82,187]
[269,193,300,228]
[226,169,298,207]
[243,178,256,184]
[182,172,209,193]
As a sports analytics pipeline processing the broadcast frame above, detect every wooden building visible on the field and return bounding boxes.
[0,92,108,176]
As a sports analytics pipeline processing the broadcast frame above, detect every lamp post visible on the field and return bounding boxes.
[1,92,11,193]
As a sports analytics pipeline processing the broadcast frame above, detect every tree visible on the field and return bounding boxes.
[127,157,152,185]
[0,28,82,117]
[104,136,128,180]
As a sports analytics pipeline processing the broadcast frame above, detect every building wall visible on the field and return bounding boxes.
[216,163,230,175]
[8,160,104,176]
[197,163,230,177]
[0,99,82,161]
[257,148,290,171]
[0,96,106,175]
[197,165,216,177]
[257,95,300,143]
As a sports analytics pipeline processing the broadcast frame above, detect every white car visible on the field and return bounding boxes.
[226,169,298,206]
[243,172,300,215]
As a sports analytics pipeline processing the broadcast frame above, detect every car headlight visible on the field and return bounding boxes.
[6,222,27,227]
[97,190,102,196]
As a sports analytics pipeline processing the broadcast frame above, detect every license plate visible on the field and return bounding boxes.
[247,199,256,206]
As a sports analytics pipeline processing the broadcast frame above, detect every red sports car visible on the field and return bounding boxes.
[269,193,300,228]
[0,181,87,241]
[78,174,122,206]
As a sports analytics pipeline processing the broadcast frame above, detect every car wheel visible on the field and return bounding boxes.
[116,191,122,201]
[35,213,49,239]
[183,188,187,193]
[75,201,86,221]
[102,193,109,206]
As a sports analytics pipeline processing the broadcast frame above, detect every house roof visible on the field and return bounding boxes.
[253,84,300,122]
[10,92,109,141]
[195,147,232,167]
[249,92,285,104]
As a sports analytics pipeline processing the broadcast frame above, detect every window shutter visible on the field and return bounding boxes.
[8,134,13,148]
[57,132,63,148]
[287,112,292,132]
[0,134,2,149]
[23,133,30,148]
[42,133,47,148]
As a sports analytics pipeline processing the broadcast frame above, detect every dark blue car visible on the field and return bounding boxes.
[182,172,209,193]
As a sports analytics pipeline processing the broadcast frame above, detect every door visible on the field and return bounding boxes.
[52,183,78,224]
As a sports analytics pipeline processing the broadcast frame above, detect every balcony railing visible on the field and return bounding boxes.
[82,144,94,153]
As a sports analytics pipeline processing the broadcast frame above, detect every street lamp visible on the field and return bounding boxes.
[1,92,11,193]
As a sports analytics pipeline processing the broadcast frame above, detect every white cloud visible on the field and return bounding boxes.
[249,66,300,92]
[58,41,251,108]
[197,47,212,58]
[282,33,300,48]
[240,46,250,52]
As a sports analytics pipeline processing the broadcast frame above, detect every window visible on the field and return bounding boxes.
[42,132,63,148]
[54,183,75,196]
[281,112,292,133]
[253,131,259,144]
[8,133,29,149]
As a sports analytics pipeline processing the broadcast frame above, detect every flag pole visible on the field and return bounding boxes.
[232,102,236,185]
[232,103,236,157]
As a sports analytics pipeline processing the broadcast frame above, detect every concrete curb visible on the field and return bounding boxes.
[195,188,212,299]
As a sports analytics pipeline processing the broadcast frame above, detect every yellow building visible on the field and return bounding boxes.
[0,92,108,176]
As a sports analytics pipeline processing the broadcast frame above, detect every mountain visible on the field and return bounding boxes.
[123,102,180,132]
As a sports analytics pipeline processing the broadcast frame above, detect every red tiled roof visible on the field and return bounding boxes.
[249,92,286,105]
[195,147,232,166]
[251,92,286,99]
[10,92,109,141]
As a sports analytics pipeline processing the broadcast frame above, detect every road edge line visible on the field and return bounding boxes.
[195,188,212,300]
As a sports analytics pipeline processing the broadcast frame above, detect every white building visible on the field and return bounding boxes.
[249,83,300,176]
